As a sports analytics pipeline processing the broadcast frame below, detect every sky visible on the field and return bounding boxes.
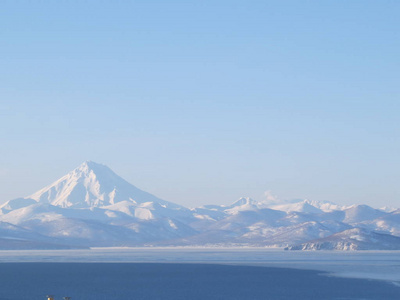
[0,0,399,208]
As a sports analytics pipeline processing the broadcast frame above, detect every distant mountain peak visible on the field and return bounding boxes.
[266,198,346,213]
[1,162,399,250]
[231,197,256,206]
[16,161,183,210]
[73,160,113,176]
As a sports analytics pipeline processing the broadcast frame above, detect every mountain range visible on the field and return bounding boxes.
[1,161,399,251]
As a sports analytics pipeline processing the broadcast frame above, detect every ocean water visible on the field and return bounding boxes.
[1,248,399,282]
[0,262,399,300]
[0,249,399,300]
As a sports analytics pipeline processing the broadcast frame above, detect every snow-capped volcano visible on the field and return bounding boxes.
[0,161,197,248]
[1,161,399,250]
[5,161,183,210]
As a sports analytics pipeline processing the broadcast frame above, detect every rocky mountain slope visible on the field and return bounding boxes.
[286,228,400,250]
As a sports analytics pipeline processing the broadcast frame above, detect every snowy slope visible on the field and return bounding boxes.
[361,210,400,236]
[0,162,197,247]
[27,161,185,210]
[267,199,347,213]
[287,228,400,250]
[0,161,399,249]
[0,220,85,249]
[343,205,387,223]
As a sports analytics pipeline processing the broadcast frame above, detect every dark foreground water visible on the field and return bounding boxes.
[0,263,399,300]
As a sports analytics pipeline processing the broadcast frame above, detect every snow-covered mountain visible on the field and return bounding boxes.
[286,228,400,250]
[0,161,399,250]
[22,161,184,210]
[0,161,196,247]
[0,221,83,249]
[268,199,347,213]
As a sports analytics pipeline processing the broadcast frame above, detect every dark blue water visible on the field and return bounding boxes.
[0,263,398,300]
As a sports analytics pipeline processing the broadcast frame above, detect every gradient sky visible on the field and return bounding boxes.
[0,0,399,208]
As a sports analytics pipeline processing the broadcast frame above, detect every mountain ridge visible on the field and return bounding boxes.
[0,161,398,250]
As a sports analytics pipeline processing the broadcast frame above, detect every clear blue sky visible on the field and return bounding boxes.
[1,0,399,208]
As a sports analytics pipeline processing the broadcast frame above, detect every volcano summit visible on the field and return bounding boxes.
[1,161,400,250]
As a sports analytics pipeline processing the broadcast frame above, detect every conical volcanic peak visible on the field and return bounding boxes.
[27,161,184,210]
[0,161,400,250]
[75,161,113,177]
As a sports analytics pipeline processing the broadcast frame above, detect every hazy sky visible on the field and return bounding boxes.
[1,1,399,208]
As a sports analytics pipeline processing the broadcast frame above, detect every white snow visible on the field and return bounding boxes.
[0,161,399,250]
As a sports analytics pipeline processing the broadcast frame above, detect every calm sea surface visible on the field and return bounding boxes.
[0,262,399,300]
